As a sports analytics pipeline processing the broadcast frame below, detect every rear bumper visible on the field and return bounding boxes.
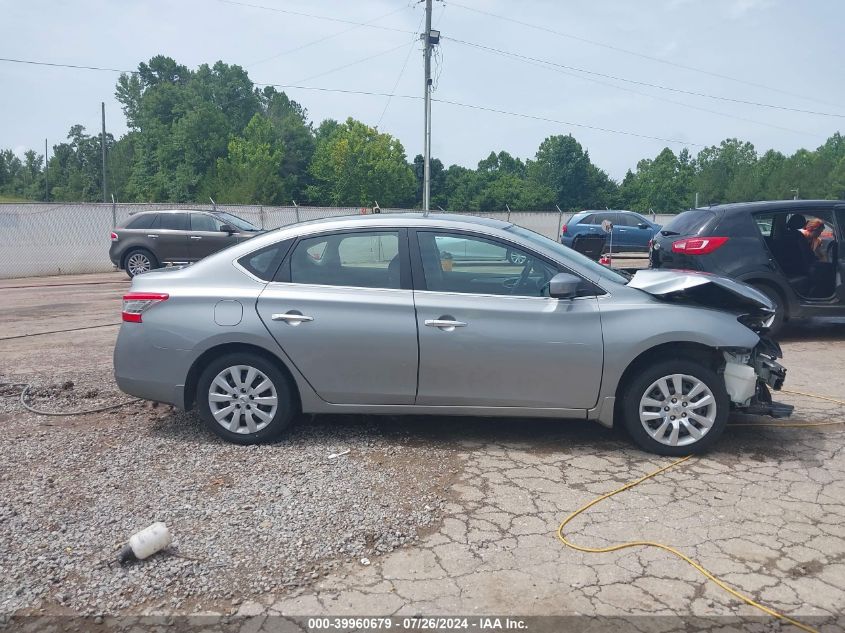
[113,324,192,409]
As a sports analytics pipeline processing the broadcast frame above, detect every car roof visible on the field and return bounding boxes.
[696,200,841,214]
[291,212,513,230]
[577,209,640,215]
[130,209,212,215]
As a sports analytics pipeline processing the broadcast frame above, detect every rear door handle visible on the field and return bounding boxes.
[425,318,467,331]
[190,235,202,240]
[146,234,158,239]
[272,312,314,325]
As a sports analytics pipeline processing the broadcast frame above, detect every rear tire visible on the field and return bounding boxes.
[196,352,295,445]
[750,283,785,337]
[123,248,158,278]
[621,358,729,456]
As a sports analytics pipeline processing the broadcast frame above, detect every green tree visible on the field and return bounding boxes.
[308,118,415,207]
[527,135,616,210]
[214,114,287,204]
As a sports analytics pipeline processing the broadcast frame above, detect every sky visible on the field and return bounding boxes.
[1,0,844,180]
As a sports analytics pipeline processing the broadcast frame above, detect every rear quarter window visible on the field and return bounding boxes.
[125,214,156,230]
[237,239,293,281]
[662,210,718,235]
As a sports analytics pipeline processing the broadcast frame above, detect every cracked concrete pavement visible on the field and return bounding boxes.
[237,320,845,627]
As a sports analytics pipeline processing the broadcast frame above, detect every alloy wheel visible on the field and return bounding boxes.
[208,365,278,435]
[638,373,717,447]
[127,253,151,276]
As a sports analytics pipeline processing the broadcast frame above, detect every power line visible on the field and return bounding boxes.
[442,38,809,137]
[432,97,705,147]
[246,5,410,68]
[261,83,704,147]
[377,13,426,129]
[0,57,134,73]
[447,0,845,112]
[445,37,845,120]
[292,39,418,85]
[216,0,416,35]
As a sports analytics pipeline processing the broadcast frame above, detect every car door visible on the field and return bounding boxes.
[153,212,190,263]
[411,229,604,409]
[189,212,236,260]
[834,206,845,305]
[620,213,654,250]
[255,229,418,405]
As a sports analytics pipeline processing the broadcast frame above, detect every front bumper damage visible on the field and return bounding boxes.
[724,338,793,419]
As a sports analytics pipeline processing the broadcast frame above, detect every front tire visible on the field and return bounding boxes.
[621,358,729,456]
[196,353,296,444]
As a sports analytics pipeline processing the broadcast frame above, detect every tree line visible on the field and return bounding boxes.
[1,55,844,211]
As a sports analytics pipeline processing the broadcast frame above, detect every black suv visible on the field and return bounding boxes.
[650,200,844,333]
[109,209,262,277]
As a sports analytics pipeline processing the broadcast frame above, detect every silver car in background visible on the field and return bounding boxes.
[114,214,788,456]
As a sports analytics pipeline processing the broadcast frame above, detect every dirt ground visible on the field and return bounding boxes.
[1,271,844,630]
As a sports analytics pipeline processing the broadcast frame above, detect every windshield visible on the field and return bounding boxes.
[215,211,260,232]
[506,225,630,285]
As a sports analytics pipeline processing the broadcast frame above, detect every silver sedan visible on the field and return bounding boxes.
[114,213,788,455]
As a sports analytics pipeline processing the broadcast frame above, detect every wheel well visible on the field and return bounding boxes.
[184,343,301,412]
[744,278,789,319]
[614,342,723,416]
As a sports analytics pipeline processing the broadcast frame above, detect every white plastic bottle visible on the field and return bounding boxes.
[118,522,172,563]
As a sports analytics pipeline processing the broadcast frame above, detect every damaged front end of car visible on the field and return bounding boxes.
[629,269,792,419]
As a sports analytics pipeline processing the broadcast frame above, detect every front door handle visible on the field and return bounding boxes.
[190,235,202,240]
[146,234,158,239]
[425,318,467,331]
[272,311,314,325]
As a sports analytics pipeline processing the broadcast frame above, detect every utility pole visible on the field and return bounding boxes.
[101,102,108,203]
[421,0,439,213]
[44,138,48,202]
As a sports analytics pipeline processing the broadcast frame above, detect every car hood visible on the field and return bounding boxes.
[628,269,775,328]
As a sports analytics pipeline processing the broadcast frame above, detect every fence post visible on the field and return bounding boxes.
[505,204,511,222]
[293,200,301,223]
[555,204,564,242]
[259,205,265,230]
[111,194,116,230]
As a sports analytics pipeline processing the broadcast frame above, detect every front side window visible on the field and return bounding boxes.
[289,231,401,289]
[417,231,556,297]
[191,213,223,232]
[159,213,188,231]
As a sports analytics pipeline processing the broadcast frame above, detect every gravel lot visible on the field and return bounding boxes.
[1,271,844,628]
[0,369,459,615]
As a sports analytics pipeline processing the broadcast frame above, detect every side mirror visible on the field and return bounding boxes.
[548,272,581,299]
[219,223,236,234]
[637,222,649,229]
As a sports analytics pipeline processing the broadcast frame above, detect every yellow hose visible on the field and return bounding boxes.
[556,388,845,633]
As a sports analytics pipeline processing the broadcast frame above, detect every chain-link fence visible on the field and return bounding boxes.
[0,203,673,280]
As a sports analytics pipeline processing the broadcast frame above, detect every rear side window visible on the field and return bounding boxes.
[578,214,596,224]
[662,210,718,235]
[125,214,156,230]
[289,231,401,289]
[237,240,292,281]
[159,213,188,230]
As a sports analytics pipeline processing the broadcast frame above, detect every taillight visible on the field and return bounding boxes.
[671,236,728,255]
[560,224,568,235]
[122,293,169,323]
[110,232,118,241]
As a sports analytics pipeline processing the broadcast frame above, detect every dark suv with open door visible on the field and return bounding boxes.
[109,209,262,277]
[650,200,844,334]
